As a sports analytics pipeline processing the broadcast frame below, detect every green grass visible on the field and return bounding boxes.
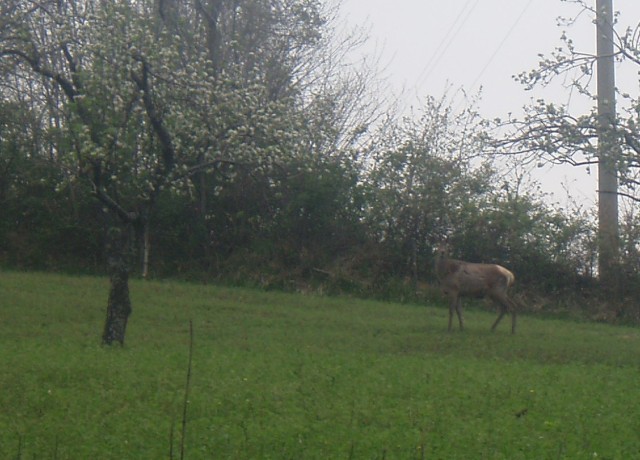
[1,270,639,459]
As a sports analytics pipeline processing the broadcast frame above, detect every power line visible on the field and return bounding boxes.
[452,0,535,113]
[415,0,479,89]
[468,0,535,93]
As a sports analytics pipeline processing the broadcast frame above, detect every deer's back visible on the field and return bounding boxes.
[439,259,514,296]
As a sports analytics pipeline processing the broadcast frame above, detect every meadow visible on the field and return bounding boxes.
[1,270,639,459]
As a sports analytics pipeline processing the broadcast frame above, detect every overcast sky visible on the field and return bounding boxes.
[339,0,640,207]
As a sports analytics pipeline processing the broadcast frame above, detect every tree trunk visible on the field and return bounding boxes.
[102,262,132,345]
[409,234,418,288]
[197,154,208,216]
[142,220,150,279]
[102,224,133,345]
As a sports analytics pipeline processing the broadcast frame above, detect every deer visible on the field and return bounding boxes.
[434,242,518,334]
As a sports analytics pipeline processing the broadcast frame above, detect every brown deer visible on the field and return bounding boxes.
[434,242,518,334]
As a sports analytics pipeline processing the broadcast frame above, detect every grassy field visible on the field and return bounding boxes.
[1,270,639,459]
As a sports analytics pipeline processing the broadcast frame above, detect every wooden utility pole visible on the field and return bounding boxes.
[595,0,619,283]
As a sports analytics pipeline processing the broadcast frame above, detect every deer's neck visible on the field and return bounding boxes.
[435,255,459,281]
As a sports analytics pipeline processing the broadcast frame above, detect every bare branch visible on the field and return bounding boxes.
[131,55,176,174]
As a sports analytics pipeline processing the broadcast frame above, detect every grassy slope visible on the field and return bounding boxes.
[0,270,639,459]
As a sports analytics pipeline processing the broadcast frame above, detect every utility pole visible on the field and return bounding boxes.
[595,0,619,284]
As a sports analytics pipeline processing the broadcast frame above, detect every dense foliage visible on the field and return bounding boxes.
[1,0,640,323]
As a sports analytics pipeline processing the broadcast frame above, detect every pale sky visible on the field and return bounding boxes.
[340,0,640,208]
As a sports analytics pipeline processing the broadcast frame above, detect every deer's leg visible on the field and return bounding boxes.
[491,293,517,333]
[448,296,455,332]
[509,297,517,334]
[491,293,509,331]
[491,306,506,331]
[455,297,464,331]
